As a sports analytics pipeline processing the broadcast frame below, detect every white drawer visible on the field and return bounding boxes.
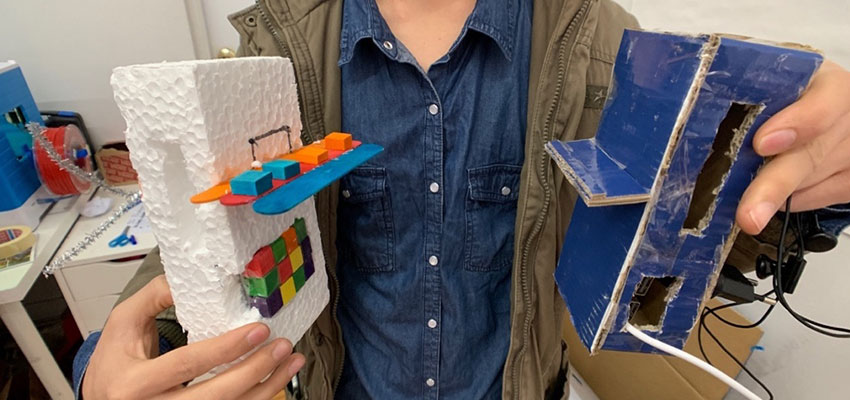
[77,294,120,333]
[64,259,143,302]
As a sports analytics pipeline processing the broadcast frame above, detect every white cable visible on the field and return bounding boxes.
[624,323,763,400]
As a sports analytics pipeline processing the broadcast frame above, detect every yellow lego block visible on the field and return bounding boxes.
[290,246,304,271]
[280,278,296,305]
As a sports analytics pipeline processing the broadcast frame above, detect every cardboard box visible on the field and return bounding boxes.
[546,30,821,353]
[564,299,763,400]
[95,142,138,185]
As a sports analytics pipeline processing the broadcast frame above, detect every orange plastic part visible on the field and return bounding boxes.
[324,132,352,151]
[283,146,329,165]
[282,227,299,254]
[190,182,231,203]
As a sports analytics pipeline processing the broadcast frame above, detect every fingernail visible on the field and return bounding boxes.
[272,341,291,361]
[759,129,797,155]
[288,356,305,375]
[245,325,268,346]
[748,202,776,232]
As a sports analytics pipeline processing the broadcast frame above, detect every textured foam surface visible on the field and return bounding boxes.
[110,57,329,363]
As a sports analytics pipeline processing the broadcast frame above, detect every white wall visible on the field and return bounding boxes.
[0,1,198,149]
[614,1,850,399]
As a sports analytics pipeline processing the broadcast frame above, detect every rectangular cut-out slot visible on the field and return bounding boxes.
[628,276,681,329]
[682,102,762,234]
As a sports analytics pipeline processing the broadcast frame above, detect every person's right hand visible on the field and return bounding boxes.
[81,275,305,400]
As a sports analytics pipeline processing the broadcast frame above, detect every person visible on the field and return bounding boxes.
[73,0,850,398]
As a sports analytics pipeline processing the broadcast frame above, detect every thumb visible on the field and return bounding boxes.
[111,274,174,326]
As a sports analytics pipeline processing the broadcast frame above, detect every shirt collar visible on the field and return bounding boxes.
[339,0,517,66]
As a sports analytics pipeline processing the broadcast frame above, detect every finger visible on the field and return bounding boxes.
[242,353,305,400]
[135,323,270,395]
[110,275,174,327]
[753,60,850,156]
[798,114,850,190]
[737,121,846,234]
[179,339,295,400]
[789,169,850,211]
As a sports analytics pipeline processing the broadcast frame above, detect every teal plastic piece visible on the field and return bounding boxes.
[253,144,383,215]
[230,169,273,196]
[263,159,300,180]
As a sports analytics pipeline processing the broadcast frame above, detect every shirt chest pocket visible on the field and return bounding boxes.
[464,165,521,272]
[337,168,395,272]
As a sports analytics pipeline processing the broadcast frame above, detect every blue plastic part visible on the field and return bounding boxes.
[0,64,44,212]
[549,30,822,354]
[75,148,88,159]
[263,159,300,180]
[57,111,75,117]
[230,169,273,196]
[253,144,383,215]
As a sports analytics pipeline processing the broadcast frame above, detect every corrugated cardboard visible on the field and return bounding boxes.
[564,299,763,400]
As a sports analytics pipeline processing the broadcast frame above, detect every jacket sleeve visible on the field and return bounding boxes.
[116,247,187,348]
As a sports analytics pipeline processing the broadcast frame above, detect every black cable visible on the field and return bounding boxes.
[704,292,776,329]
[773,198,850,338]
[698,307,775,400]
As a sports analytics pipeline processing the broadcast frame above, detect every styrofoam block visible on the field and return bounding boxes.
[110,57,328,364]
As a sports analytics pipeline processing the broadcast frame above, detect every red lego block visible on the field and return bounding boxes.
[282,227,298,254]
[278,257,293,282]
[244,246,276,278]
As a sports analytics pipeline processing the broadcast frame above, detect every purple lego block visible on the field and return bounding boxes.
[250,286,283,318]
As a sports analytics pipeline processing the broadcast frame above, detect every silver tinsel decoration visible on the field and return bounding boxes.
[26,123,144,275]
[26,123,135,199]
[43,193,143,275]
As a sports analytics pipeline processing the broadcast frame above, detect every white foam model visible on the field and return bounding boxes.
[110,57,328,357]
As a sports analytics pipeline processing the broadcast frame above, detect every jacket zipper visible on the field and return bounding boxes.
[511,0,592,398]
[255,1,346,397]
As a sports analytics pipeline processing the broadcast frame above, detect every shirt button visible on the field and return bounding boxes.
[426,378,436,387]
[383,40,393,50]
[501,186,512,196]
[427,319,437,328]
[428,255,439,266]
[428,104,439,115]
[429,182,439,193]
[342,189,351,199]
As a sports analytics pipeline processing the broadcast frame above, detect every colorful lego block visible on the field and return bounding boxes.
[244,267,280,297]
[290,246,304,271]
[278,257,293,282]
[300,236,312,261]
[292,267,306,291]
[281,278,296,305]
[285,146,328,165]
[324,132,352,151]
[293,218,307,242]
[282,227,298,253]
[230,169,273,196]
[250,286,283,318]
[263,159,300,180]
[303,255,315,280]
[244,246,276,278]
[270,237,287,263]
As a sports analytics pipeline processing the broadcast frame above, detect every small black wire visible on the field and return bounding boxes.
[699,308,775,400]
[704,292,776,329]
[773,198,850,338]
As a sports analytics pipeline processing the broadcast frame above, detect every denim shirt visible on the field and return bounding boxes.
[336,0,531,398]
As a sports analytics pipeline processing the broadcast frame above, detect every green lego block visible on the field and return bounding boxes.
[270,237,287,263]
[244,267,280,297]
[293,218,308,242]
[292,267,306,291]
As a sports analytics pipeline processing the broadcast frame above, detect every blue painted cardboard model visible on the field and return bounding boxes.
[546,30,822,354]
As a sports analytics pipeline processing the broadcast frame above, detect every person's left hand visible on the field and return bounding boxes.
[737,60,850,235]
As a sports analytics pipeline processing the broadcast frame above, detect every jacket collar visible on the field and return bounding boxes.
[338,0,517,66]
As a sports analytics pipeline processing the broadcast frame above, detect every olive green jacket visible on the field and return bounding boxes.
[121,0,639,398]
